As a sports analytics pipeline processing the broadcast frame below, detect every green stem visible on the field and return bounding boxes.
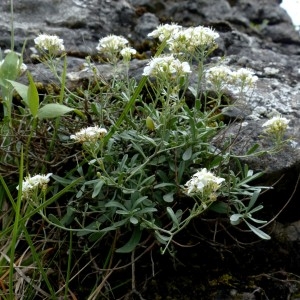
[9,146,23,298]
[103,38,168,144]
[10,0,14,51]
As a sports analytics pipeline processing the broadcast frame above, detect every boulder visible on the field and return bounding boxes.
[0,0,299,235]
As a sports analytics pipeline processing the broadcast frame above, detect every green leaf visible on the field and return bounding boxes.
[209,155,223,169]
[0,51,19,85]
[230,214,243,225]
[60,206,75,226]
[138,207,157,214]
[182,146,192,161]
[116,227,142,253]
[248,216,267,224]
[38,103,74,119]
[154,183,176,189]
[209,201,228,214]
[105,201,126,210]
[246,143,260,155]
[27,72,39,118]
[130,216,139,225]
[244,220,271,240]
[48,214,63,226]
[247,189,261,212]
[92,179,105,198]
[154,230,170,244]
[132,196,149,209]
[6,80,28,104]
[166,207,179,228]
[163,192,174,203]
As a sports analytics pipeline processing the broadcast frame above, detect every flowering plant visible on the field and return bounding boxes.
[0,17,292,299]
[70,126,107,143]
[184,168,225,201]
[16,173,52,200]
[34,33,65,55]
[262,115,290,145]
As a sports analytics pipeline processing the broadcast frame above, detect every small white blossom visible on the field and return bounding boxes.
[147,23,183,41]
[70,126,107,143]
[184,168,225,197]
[96,35,129,53]
[142,55,191,78]
[262,116,290,134]
[16,173,52,199]
[206,65,233,88]
[34,34,65,53]
[231,68,258,88]
[168,26,219,54]
[19,62,27,75]
[120,47,137,60]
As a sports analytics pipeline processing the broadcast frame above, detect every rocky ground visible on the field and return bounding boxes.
[1,0,300,299]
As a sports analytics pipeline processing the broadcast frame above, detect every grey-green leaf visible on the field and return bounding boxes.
[116,227,142,253]
[38,103,74,119]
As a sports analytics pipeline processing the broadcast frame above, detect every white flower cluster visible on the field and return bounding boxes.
[142,55,191,78]
[262,116,290,134]
[16,173,52,199]
[206,65,233,88]
[147,23,183,42]
[231,68,258,88]
[34,34,65,53]
[206,66,258,90]
[70,126,107,143]
[120,47,137,61]
[167,26,220,54]
[184,168,225,198]
[148,24,219,54]
[96,35,129,53]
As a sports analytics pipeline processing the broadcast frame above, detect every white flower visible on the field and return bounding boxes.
[142,55,191,77]
[231,68,258,88]
[168,26,219,54]
[34,34,65,53]
[96,35,129,53]
[262,116,290,134]
[16,173,52,199]
[206,65,233,88]
[184,168,225,197]
[19,62,27,75]
[120,47,137,60]
[70,126,107,143]
[147,23,183,41]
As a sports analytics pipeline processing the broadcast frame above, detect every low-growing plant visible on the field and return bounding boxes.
[0,7,293,299]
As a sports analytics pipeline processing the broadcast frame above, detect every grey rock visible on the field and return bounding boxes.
[0,0,300,224]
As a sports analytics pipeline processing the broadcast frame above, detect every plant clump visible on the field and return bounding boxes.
[0,20,293,299]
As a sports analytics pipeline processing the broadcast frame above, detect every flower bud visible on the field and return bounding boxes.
[146,116,155,131]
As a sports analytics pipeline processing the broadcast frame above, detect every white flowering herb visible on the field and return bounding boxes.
[231,68,258,88]
[147,23,183,41]
[262,116,290,144]
[96,35,129,53]
[70,126,107,143]
[142,55,191,78]
[184,168,225,200]
[167,26,219,55]
[16,173,52,199]
[34,34,65,54]
[205,65,258,92]
[206,65,233,90]
[120,47,137,61]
